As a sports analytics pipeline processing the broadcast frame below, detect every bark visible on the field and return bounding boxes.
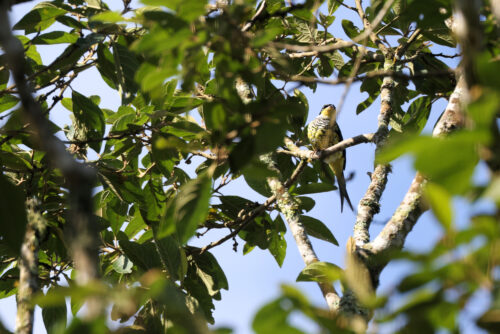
[365,76,467,273]
[353,59,395,246]
[15,199,46,334]
[263,154,341,311]
[0,5,103,319]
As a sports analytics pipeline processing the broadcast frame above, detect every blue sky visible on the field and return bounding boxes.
[0,1,491,333]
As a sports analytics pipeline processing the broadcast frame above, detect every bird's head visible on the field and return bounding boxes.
[320,104,337,118]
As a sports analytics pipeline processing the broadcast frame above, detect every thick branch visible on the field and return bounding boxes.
[366,76,467,269]
[263,154,341,311]
[0,5,103,318]
[16,199,46,334]
[352,164,391,245]
[352,59,396,246]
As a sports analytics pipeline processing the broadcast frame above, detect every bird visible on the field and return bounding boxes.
[307,104,354,212]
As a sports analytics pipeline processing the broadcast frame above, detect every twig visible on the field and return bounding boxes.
[241,0,267,32]
[333,47,365,123]
[276,68,455,86]
[198,159,307,254]
[270,0,394,55]
[277,133,375,160]
[354,0,394,56]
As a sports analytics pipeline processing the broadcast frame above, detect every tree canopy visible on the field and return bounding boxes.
[0,0,499,333]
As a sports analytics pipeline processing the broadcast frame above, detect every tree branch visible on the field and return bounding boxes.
[16,199,46,334]
[277,133,374,160]
[353,57,397,247]
[354,0,393,56]
[274,68,455,86]
[0,4,103,319]
[199,159,307,254]
[263,154,341,311]
[366,76,467,270]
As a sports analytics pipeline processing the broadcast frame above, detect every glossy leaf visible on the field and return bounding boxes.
[296,261,342,283]
[299,215,338,245]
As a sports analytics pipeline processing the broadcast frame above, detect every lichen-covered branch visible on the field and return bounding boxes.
[353,164,391,245]
[263,154,341,311]
[15,199,46,334]
[367,172,426,260]
[366,76,467,270]
[353,59,396,246]
[0,4,102,318]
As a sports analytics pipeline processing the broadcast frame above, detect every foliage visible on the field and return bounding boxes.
[0,0,498,333]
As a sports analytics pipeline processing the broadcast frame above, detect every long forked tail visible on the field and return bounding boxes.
[330,162,354,212]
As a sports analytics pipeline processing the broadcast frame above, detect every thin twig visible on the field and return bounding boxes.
[198,159,307,254]
[277,133,375,160]
[276,68,455,86]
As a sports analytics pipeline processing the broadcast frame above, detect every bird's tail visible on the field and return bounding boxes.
[329,161,354,212]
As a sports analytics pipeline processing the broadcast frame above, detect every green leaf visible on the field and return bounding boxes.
[252,27,284,47]
[154,235,187,281]
[266,0,283,14]
[379,132,480,194]
[299,215,338,245]
[252,299,306,334]
[0,174,27,254]
[0,270,17,299]
[296,261,342,283]
[217,196,255,220]
[159,174,212,244]
[0,95,19,113]
[0,151,32,170]
[96,43,117,89]
[477,52,500,89]
[293,182,336,195]
[295,21,318,43]
[296,196,315,212]
[72,91,105,152]
[242,161,278,197]
[401,96,432,134]
[0,59,9,90]
[341,19,361,40]
[190,250,229,296]
[124,209,147,238]
[268,215,287,267]
[119,240,163,271]
[113,43,140,99]
[110,113,137,133]
[90,11,125,23]
[112,254,133,274]
[356,77,382,114]
[328,0,342,15]
[42,289,67,334]
[13,3,66,33]
[31,31,79,45]
[292,8,314,22]
[424,182,453,230]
